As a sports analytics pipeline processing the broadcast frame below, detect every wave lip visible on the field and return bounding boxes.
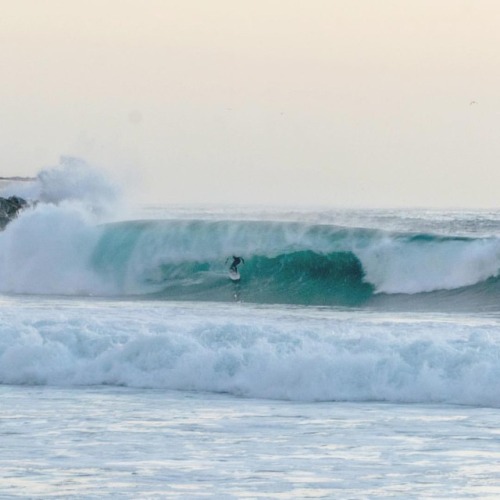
[359,233,500,294]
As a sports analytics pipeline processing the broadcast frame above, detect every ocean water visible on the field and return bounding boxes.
[2,160,500,498]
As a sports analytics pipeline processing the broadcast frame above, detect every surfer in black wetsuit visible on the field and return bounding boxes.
[227,256,244,273]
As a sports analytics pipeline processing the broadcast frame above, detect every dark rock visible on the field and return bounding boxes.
[0,196,28,229]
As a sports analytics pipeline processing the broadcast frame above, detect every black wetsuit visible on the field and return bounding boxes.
[230,256,244,272]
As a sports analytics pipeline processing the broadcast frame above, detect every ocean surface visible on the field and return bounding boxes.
[2,162,500,498]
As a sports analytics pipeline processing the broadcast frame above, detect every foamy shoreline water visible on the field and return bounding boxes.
[1,385,500,499]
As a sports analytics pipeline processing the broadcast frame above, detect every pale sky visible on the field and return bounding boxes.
[1,0,500,207]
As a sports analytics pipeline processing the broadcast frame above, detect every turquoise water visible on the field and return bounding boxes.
[3,212,497,309]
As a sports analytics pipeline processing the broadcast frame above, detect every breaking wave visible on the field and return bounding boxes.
[2,158,500,310]
[1,300,500,406]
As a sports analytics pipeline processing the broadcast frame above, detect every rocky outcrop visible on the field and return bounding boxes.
[0,196,27,229]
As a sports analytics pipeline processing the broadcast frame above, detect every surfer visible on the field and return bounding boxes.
[227,256,245,273]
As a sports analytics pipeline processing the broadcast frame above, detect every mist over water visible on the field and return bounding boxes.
[1,156,119,210]
[0,158,121,295]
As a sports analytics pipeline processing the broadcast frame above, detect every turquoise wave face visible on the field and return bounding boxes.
[89,219,500,309]
[90,220,376,305]
[150,251,374,306]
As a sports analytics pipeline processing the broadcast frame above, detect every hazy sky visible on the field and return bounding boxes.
[2,0,500,207]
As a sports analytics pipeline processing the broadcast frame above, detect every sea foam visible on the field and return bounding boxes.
[1,300,499,406]
[0,157,120,295]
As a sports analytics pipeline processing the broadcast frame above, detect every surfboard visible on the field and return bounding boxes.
[229,269,240,281]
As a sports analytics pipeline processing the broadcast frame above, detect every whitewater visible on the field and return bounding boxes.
[1,158,500,498]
